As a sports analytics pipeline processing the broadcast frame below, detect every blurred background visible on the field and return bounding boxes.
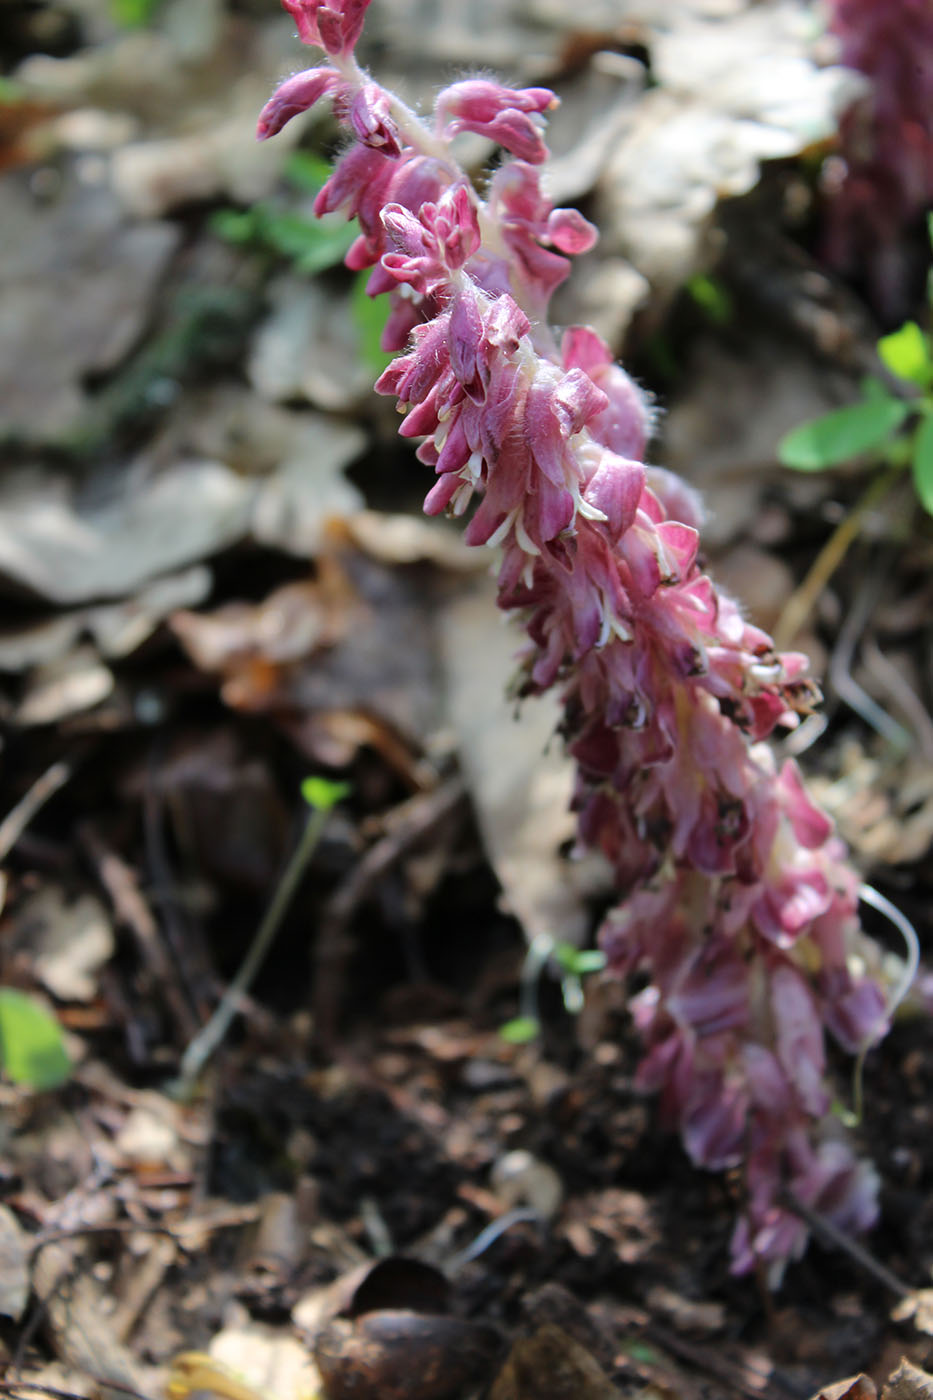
[1,2,933,1395]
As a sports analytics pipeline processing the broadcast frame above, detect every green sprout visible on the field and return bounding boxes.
[174,775,350,1095]
[774,261,933,656]
[500,934,607,1044]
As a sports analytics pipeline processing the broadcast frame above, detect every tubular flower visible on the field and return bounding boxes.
[259,0,899,1278]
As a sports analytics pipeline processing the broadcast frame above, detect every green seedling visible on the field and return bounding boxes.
[500,935,607,1044]
[174,776,349,1095]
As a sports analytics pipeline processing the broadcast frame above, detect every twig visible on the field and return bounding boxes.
[78,822,199,1044]
[783,1189,912,1297]
[28,1221,185,1259]
[774,466,901,653]
[142,780,210,1022]
[861,635,933,761]
[175,801,332,1093]
[110,1236,177,1344]
[312,778,465,1045]
[0,762,72,863]
[828,559,912,751]
[845,882,922,1122]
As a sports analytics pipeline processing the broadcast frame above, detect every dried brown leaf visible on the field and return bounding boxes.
[883,1360,933,1400]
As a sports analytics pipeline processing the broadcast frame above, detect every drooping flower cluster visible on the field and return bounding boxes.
[259,0,892,1277]
[824,0,933,315]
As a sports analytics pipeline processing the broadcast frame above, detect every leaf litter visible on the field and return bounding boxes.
[0,0,932,1398]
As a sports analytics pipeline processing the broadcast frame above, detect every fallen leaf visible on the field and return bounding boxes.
[0,462,253,604]
[344,511,483,573]
[883,1361,933,1400]
[248,275,377,412]
[595,4,864,294]
[438,577,606,945]
[489,1323,620,1399]
[18,888,115,1003]
[644,1285,726,1337]
[809,1380,876,1400]
[115,1096,187,1171]
[13,646,114,727]
[891,1288,933,1336]
[0,175,178,441]
[0,1204,31,1321]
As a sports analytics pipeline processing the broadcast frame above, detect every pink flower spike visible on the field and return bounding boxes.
[281,0,372,56]
[256,67,345,140]
[255,0,896,1278]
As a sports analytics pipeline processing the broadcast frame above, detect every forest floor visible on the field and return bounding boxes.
[1,1,933,1397]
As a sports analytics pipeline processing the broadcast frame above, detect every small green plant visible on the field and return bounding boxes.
[778,317,930,515]
[779,314,933,517]
[773,305,933,652]
[174,775,350,1095]
[499,936,607,1044]
[0,990,71,1090]
[211,152,391,371]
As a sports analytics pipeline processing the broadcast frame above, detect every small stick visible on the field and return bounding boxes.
[312,778,465,1045]
[783,1189,912,1297]
[774,466,901,652]
[78,823,199,1044]
[176,801,332,1093]
[0,761,72,863]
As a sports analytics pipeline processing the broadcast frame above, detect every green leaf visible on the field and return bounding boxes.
[284,151,335,195]
[0,991,71,1090]
[254,209,355,274]
[110,0,162,27]
[301,777,351,812]
[685,273,733,326]
[351,272,393,374]
[877,321,933,387]
[552,942,607,976]
[211,204,355,275]
[499,1016,540,1045]
[859,374,893,402]
[778,399,909,471]
[912,412,933,515]
[209,208,259,245]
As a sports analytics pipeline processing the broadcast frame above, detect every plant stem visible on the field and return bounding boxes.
[773,464,902,651]
[175,804,329,1094]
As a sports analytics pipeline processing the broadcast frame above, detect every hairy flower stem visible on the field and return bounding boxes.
[257,0,910,1278]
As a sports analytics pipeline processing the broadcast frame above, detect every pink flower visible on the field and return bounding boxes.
[281,0,372,56]
[257,0,899,1279]
[256,67,346,140]
[436,80,557,164]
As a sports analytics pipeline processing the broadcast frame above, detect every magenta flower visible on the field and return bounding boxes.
[257,0,901,1279]
[281,0,371,56]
